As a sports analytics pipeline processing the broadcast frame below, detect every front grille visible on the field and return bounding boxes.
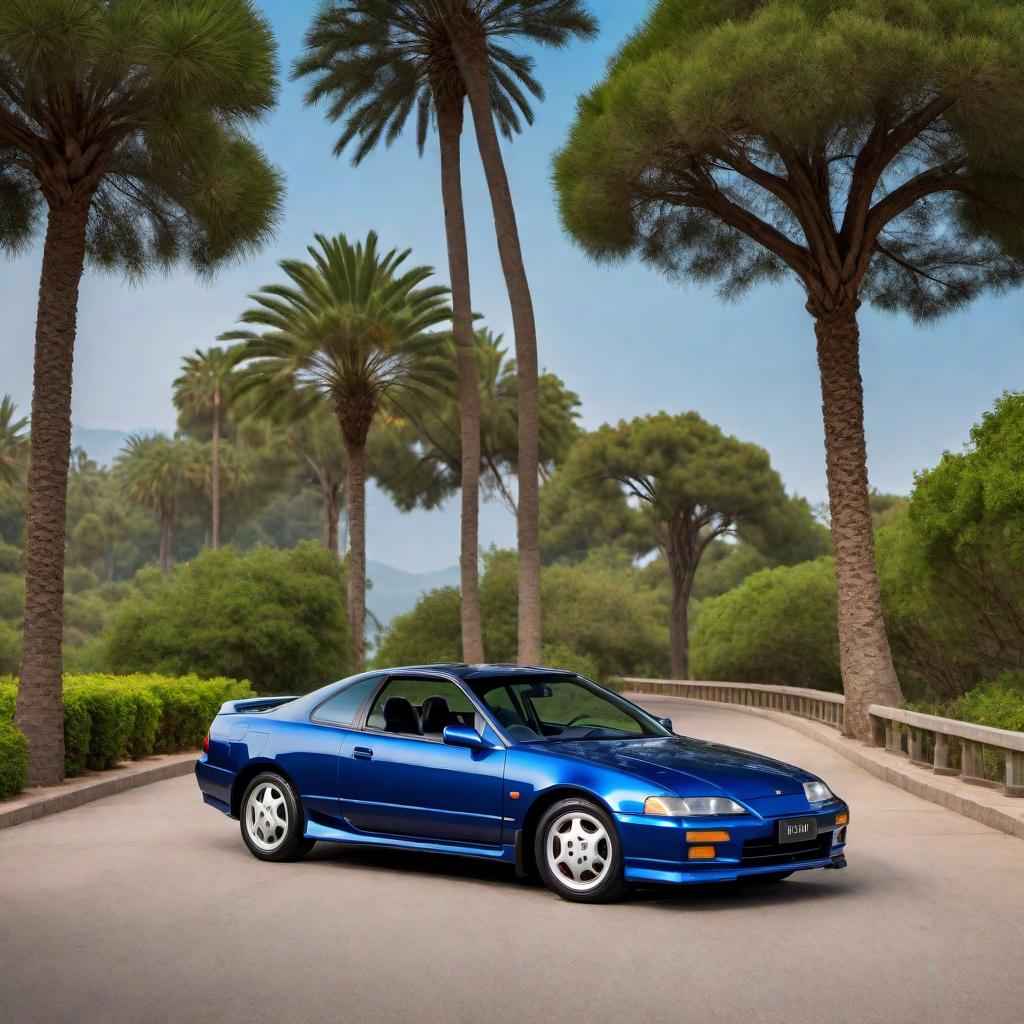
[741,831,833,868]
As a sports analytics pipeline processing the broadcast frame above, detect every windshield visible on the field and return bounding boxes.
[468,675,670,743]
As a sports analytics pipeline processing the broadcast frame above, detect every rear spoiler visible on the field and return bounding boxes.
[221,695,299,715]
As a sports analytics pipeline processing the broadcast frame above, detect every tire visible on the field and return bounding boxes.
[535,797,628,903]
[739,871,793,885]
[239,771,315,862]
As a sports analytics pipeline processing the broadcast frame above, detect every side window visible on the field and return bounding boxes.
[366,678,476,737]
[313,677,379,726]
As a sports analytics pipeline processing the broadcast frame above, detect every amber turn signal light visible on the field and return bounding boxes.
[835,811,849,826]
[686,831,730,843]
[688,846,717,860]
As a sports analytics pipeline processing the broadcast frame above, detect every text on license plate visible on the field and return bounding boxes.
[778,816,818,844]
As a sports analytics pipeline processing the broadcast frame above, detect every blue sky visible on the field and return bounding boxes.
[2,0,1022,573]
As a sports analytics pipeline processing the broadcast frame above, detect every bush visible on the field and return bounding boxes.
[691,558,841,690]
[0,718,27,797]
[0,673,254,784]
[0,619,19,675]
[376,549,668,681]
[101,543,352,693]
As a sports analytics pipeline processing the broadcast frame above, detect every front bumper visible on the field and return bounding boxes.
[617,802,849,885]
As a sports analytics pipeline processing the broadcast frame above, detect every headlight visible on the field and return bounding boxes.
[644,796,747,817]
[803,780,833,803]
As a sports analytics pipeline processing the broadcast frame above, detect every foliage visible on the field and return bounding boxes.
[691,558,841,691]
[376,549,668,680]
[101,543,352,693]
[555,0,1024,316]
[878,393,1024,698]
[0,673,252,782]
[0,0,283,274]
[399,330,582,513]
[0,717,27,797]
[0,394,27,489]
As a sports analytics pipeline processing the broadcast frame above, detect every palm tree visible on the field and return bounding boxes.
[225,232,451,670]
[0,395,28,489]
[295,2,554,664]
[116,435,205,577]
[403,329,580,513]
[172,347,242,550]
[440,0,596,662]
[0,0,282,785]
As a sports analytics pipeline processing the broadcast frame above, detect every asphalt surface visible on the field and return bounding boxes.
[3,697,1023,1024]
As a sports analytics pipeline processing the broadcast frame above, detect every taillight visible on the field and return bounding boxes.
[202,733,210,754]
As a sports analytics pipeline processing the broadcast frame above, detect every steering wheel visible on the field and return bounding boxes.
[563,713,600,727]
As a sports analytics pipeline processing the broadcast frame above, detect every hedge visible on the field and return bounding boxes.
[0,719,27,797]
[0,673,253,785]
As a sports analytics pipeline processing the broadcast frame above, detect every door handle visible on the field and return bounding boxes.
[353,746,374,761]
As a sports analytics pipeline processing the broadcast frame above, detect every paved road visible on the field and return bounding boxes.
[3,698,1023,1024]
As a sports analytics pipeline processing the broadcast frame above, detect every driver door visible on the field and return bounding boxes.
[338,675,506,846]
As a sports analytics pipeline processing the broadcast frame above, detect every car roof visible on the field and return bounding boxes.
[389,663,577,681]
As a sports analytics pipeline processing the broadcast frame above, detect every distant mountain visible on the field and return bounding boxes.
[366,559,460,635]
[72,425,156,465]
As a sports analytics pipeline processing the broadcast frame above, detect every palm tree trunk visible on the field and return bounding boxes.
[346,442,367,671]
[455,41,542,665]
[437,93,485,665]
[15,201,91,786]
[159,510,173,577]
[211,384,221,549]
[323,480,340,554]
[814,306,903,739]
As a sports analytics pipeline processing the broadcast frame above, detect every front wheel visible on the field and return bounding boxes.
[240,771,315,862]
[535,798,628,903]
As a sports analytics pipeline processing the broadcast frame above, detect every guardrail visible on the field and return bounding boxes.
[621,677,1024,798]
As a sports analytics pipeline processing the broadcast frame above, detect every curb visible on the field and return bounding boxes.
[0,753,197,830]
[626,694,1024,842]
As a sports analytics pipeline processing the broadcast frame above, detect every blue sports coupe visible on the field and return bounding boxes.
[196,665,849,902]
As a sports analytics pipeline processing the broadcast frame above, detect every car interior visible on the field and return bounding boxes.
[365,681,480,738]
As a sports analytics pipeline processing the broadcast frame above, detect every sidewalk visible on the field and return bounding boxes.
[0,752,197,829]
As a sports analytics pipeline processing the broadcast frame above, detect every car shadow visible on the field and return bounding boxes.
[304,841,869,907]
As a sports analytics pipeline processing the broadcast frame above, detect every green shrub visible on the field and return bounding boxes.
[102,543,351,693]
[0,673,253,785]
[941,674,1024,732]
[691,558,841,690]
[0,718,27,797]
[375,549,669,679]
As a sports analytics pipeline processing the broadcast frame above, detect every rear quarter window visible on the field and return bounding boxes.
[312,677,379,726]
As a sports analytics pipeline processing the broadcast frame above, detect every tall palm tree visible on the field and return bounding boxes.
[116,435,205,578]
[225,232,451,670]
[0,0,282,785]
[439,0,597,662]
[0,395,28,489]
[172,347,242,550]
[294,2,552,663]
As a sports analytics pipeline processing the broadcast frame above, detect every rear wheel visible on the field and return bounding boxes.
[535,798,628,903]
[240,772,315,862]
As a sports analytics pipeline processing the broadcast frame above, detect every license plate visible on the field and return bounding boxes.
[778,816,818,844]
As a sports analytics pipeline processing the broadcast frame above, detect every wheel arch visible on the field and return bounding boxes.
[518,785,616,877]
[230,760,297,819]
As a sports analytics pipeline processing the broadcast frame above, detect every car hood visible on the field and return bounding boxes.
[546,735,817,801]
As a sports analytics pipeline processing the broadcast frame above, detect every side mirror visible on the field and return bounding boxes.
[443,724,488,749]
[657,717,674,733]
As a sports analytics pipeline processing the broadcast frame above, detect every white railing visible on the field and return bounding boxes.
[621,677,1024,798]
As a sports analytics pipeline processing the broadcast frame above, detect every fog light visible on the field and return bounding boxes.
[686,831,730,843]
[835,811,849,826]
[688,846,716,860]
[835,827,847,844]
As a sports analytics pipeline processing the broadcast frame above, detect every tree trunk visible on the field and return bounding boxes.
[159,511,173,577]
[211,385,221,550]
[15,200,91,786]
[668,571,692,681]
[436,93,485,665]
[455,38,542,665]
[323,480,340,554]
[814,305,903,739]
[346,443,366,671]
